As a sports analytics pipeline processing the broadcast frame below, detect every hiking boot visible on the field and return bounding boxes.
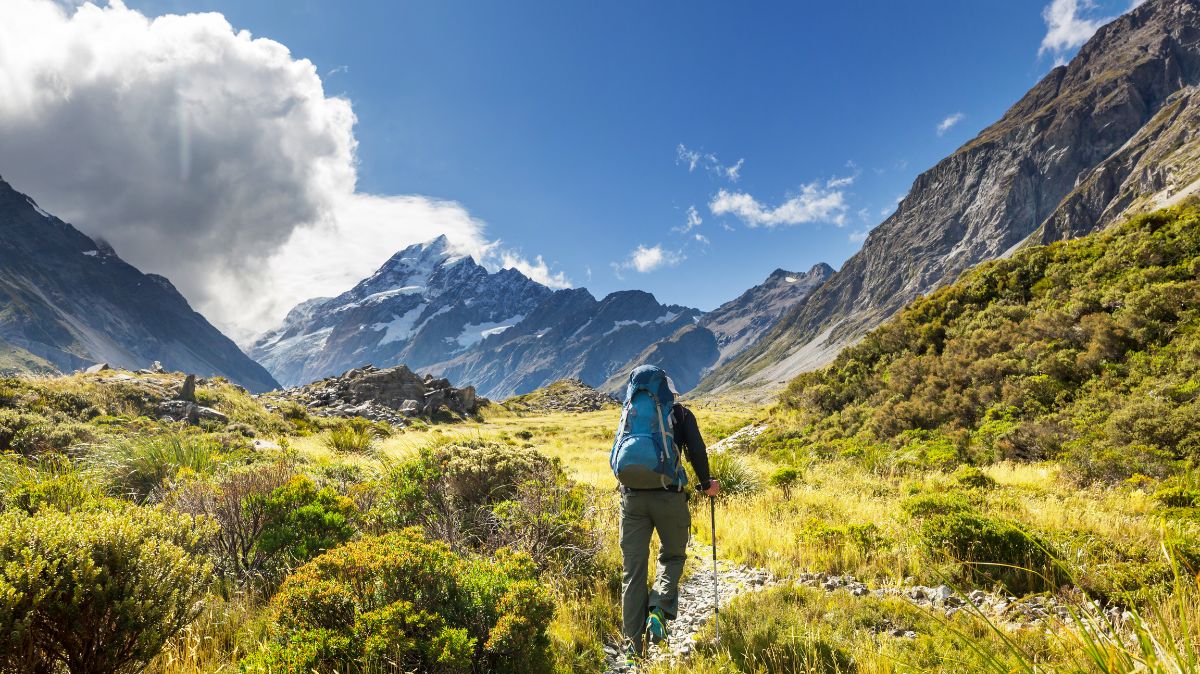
[623,643,641,670]
[645,606,668,645]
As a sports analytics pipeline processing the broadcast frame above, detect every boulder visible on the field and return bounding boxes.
[85,363,110,374]
[178,374,197,402]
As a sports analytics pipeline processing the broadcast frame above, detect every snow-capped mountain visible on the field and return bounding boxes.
[255,235,836,398]
[249,236,553,388]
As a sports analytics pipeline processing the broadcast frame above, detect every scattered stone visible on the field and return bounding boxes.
[151,361,166,374]
[156,399,228,425]
[502,378,618,414]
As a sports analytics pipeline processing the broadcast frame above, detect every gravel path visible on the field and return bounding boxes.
[603,542,1109,672]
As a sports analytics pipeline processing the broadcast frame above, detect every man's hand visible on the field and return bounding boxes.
[703,479,720,497]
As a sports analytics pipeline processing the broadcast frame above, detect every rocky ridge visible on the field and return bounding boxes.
[697,0,1200,396]
[0,177,280,392]
[258,364,484,425]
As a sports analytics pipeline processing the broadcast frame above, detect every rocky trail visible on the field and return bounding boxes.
[604,543,1102,673]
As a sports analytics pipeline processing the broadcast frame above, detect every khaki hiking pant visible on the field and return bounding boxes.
[620,489,690,650]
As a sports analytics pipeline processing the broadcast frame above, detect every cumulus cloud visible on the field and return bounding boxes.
[0,0,564,343]
[498,251,572,289]
[849,230,869,243]
[937,112,965,136]
[708,183,848,228]
[612,244,682,278]
[1039,0,1109,60]
[676,143,743,183]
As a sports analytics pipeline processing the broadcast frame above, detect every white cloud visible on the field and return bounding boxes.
[612,244,682,277]
[708,183,848,228]
[849,230,869,243]
[694,233,710,245]
[676,143,743,183]
[674,205,703,234]
[1039,0,1109,59]
[497,251,572,289]
[0,0,565,343]
[937,112,965,136]
[724,158,744,182]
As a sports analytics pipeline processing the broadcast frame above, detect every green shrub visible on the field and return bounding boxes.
[1153,486,1199,508]
[953,465,997,489]
[0,507,215,674]
[244,530,553,674]
[169,463,355,584]
[900,491,975,519]
[919,511,1062,594]
[769,466,800,498]
[369,442,601,577]
[706,451,762,498]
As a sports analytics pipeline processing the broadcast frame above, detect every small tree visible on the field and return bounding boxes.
[0,507,215,674]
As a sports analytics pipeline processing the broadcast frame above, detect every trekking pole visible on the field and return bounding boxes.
[710,495,719,644]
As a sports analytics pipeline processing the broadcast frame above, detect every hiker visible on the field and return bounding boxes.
[609,365,719,663]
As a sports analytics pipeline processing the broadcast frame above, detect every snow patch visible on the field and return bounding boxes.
[82,250,100,257]
[455,315,524,349]
[785,276,797,283]
[372,305,425,344]
[25,198,50,219]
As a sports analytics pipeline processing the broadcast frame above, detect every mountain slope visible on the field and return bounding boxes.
[0,177,279,392]
[770,202,1200,483]
[698,0,1200,395]
[598,264,834,394]
[249,236,554,388]
[427,288,702,399]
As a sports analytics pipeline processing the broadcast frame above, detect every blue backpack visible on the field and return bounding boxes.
[609,365,687,489]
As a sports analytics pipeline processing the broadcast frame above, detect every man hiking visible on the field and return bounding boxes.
[609,365,720,665]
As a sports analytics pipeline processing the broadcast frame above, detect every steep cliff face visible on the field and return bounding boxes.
[697,0,1200,395]
[0,177,280,392]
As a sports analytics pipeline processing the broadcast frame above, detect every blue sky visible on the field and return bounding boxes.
[4,0,1138,331]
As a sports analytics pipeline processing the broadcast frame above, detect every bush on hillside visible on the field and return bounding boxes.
[369,441,601,577]
[0,507,215,674]
[919,510,1063,594]
[243,529,553,674]
[773,203,1200,483]
[169,462,356,585]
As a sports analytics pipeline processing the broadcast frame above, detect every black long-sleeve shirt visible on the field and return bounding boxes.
[672,404,711,490]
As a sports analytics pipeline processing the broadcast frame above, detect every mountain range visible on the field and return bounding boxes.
[0,176,279,392]
[250,236,831,398]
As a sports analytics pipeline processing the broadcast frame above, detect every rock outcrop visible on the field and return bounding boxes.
[502,378,618,414]
[260,365,485,425]
[697,0,1200,395]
